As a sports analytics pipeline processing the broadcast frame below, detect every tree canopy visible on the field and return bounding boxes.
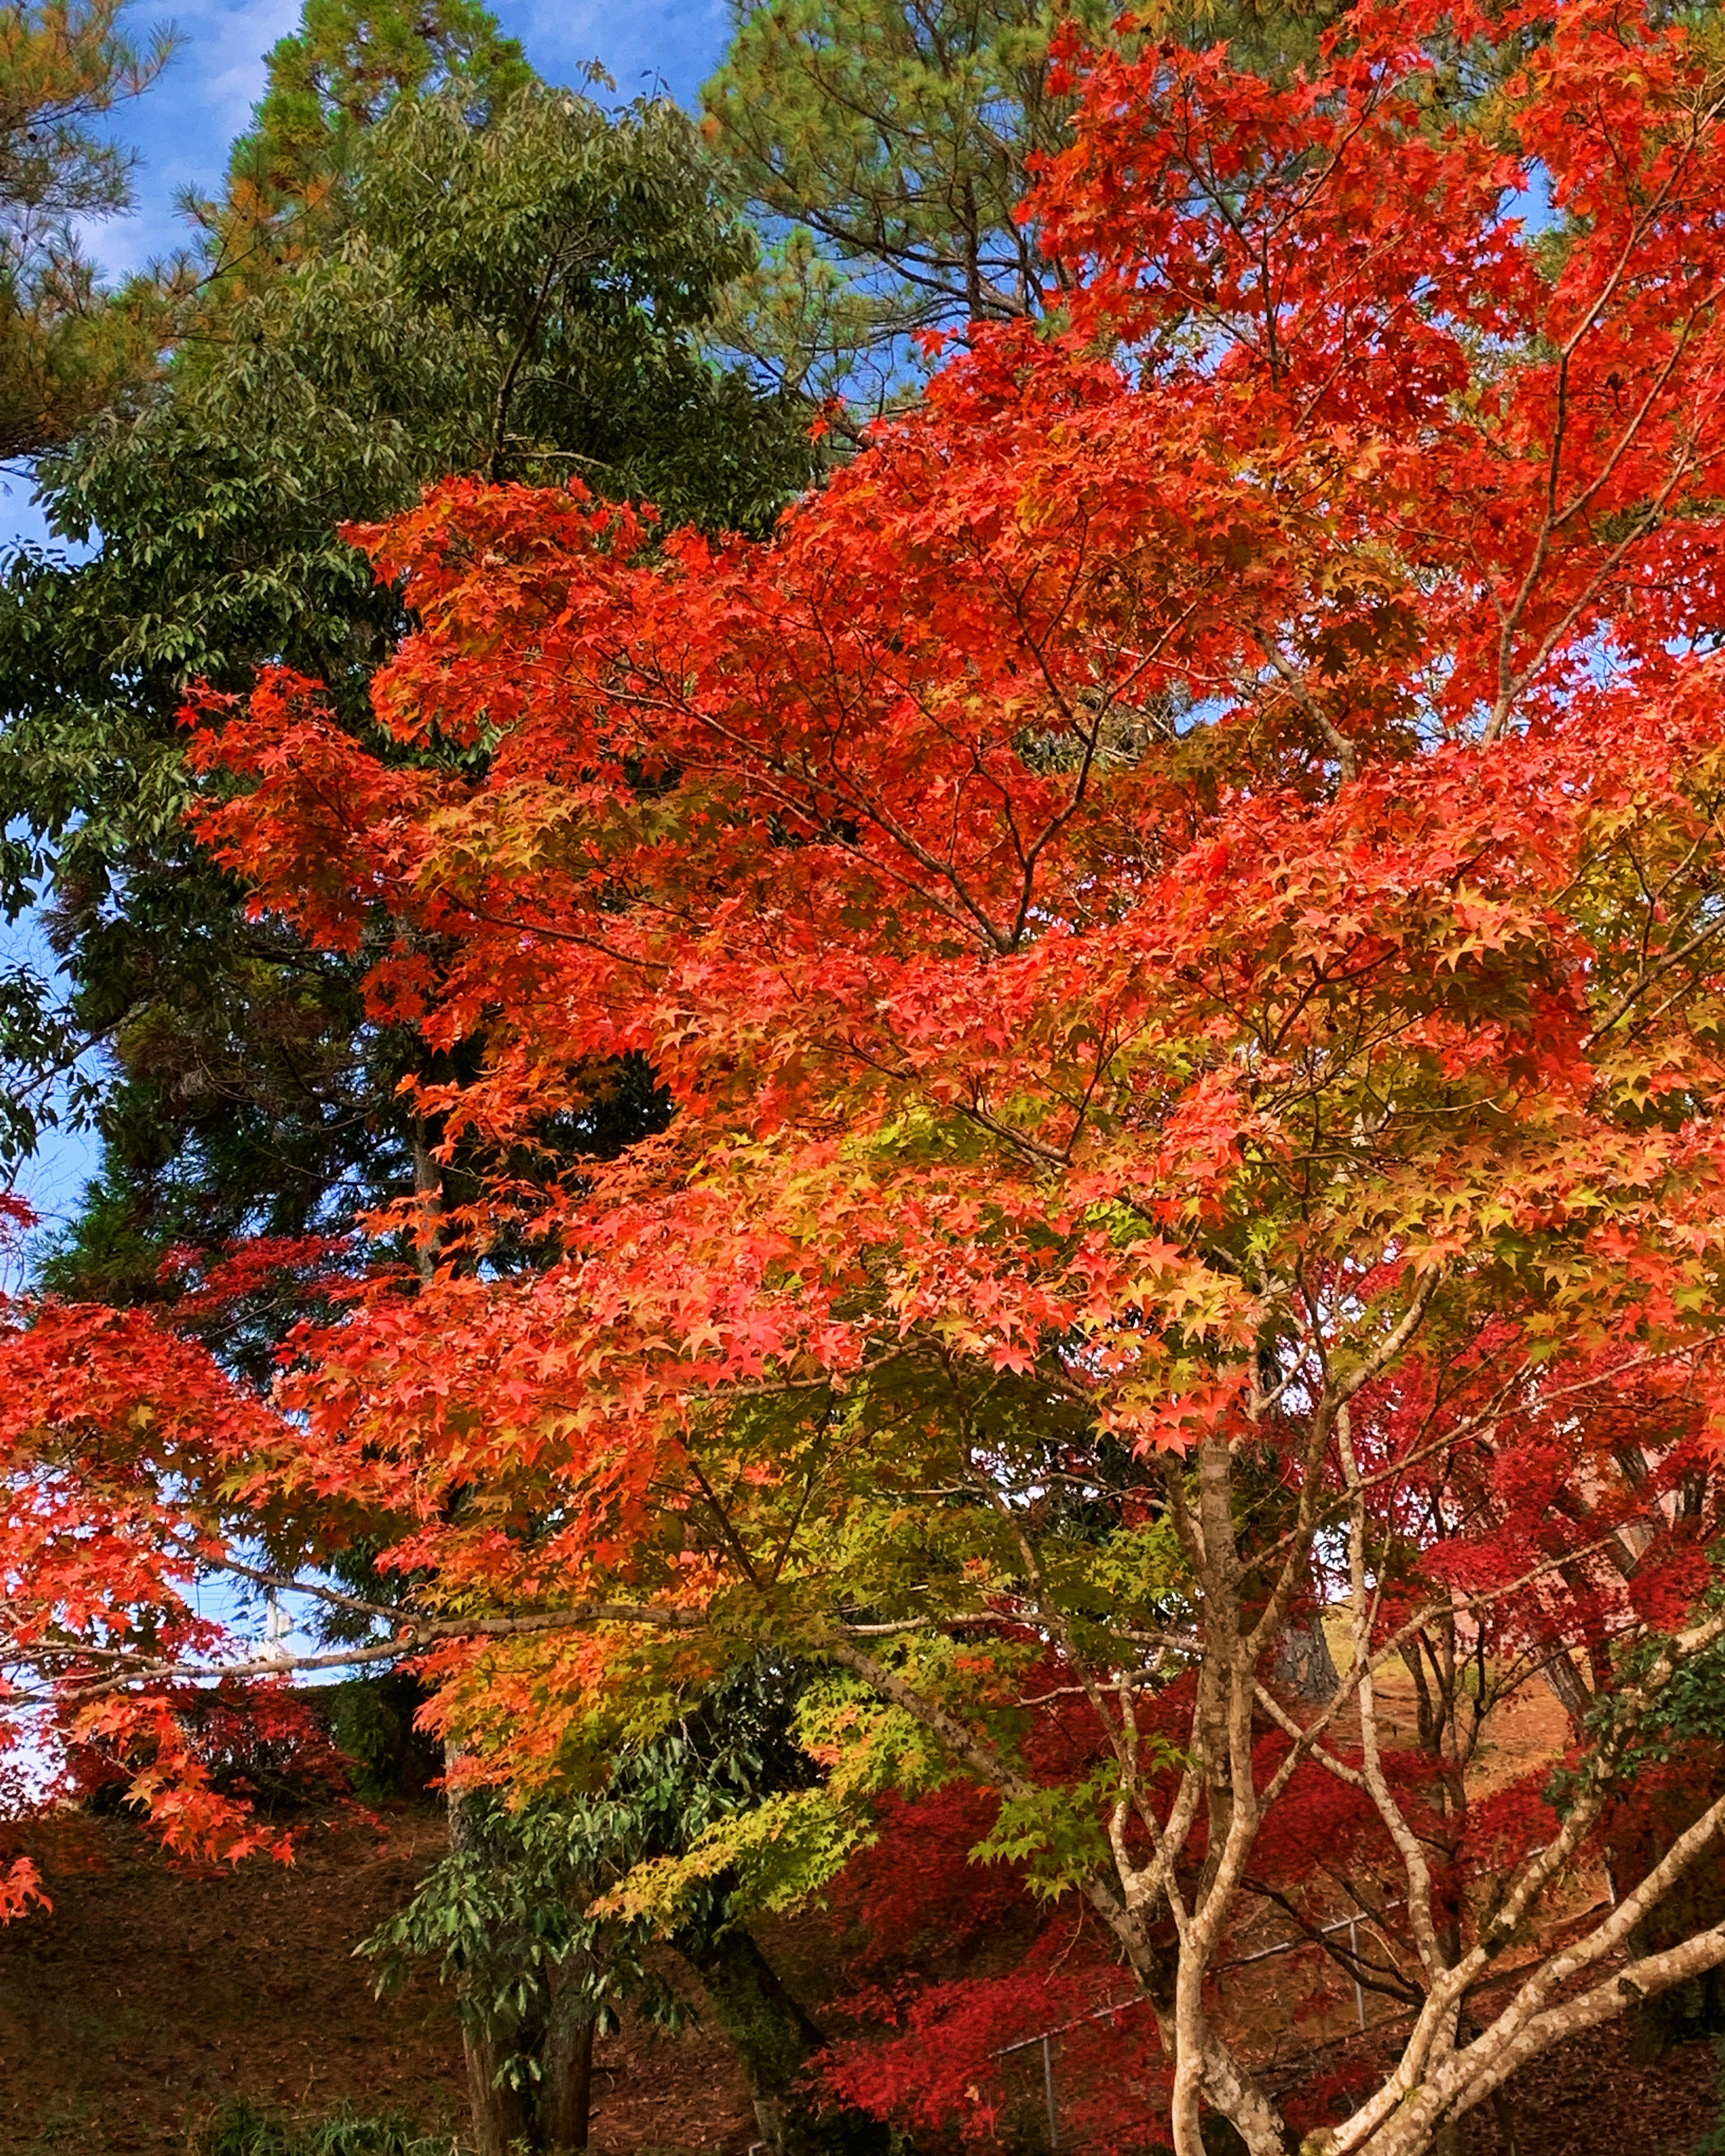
[11,5,1725,2154]
[0,0,173,460]
[203,0,533,277]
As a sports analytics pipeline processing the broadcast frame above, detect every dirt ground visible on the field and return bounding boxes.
[0,1810,753,2156]
[0,1803,1720,2156]
[1463,2019,1719,2154]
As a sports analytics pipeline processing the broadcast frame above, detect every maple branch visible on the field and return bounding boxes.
[426,898,665,973]
[641,645,1022,955]
[1247,1262,1446,1673]
[833,1610,1000,1636]
[1585,901,1725,1044]
[1247,634,1356,783]
[1252,1531,1638,1825]
[1486,425,1705,742]
[1556,305,1709,538]
[1332,1264,1447,1407]
[1482,94,1725,742]
[1252,1679,1366,1792]
[1251,1343,1699,1583]
[955,1097,1073,1166]
[1331,1598,1725,2154]
[1336,1403,1447,2000]
[1392,1916,1725,2154]
[820,1635,1039,1805]
[208,1556,404,1624]
[681,1449,766,1593]
[1238,1875,1421,2007]
[10,1585,1056,1705]
[11,1601,716,1704]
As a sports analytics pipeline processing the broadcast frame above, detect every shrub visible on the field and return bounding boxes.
[189,2098,460,2156]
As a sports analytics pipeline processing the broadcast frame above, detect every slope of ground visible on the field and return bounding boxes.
[0,1806,1720,2155]
[0,1811,753,2155]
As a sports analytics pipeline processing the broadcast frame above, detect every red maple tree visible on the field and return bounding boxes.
[12,3,1725,2150]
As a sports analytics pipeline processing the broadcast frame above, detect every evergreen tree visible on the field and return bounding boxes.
[0,0,174,1149]
[701,0,1347,425]
[201,0,534,279]
[0,0,174,459]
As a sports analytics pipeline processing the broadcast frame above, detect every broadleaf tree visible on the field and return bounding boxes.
[364,1661,887,2156]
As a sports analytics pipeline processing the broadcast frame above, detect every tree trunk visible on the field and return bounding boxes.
[460,1986,597,2154]
[540,1994,598,2153]
[447,1763,531,2156]
[463,2020,538,2156]
[1539,1649,1594,1733]
[1270,1609,1340,1703]
[683,1926,890,2156]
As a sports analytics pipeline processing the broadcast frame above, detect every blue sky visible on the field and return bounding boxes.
[3,0,739,1240]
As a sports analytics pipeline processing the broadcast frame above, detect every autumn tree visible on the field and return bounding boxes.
[21,4,1725,2156]
[0,9,816,2149]
[700,0,1481,425]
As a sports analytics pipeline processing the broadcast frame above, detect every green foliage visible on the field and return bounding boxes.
[0,946,102,1165]
[0,0,809,1257]
[0,1,175,461]
[610,1783,868,1932]
[324,1673,441,1802]
[704,0,1114,415]
[190,2100,457,2156]
[595,1657,831,1933]
[196,0,531,278]
[1548,1578,1725,1811]
[346,84,805,514]
[1639,1637,1725,1756]
[365,1661,824,2073]
[701,0,1351,420]
[362,1787,681,2078]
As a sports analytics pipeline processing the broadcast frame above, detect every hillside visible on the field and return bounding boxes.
[0,1812,752,2155]
[1,1806,1723,2156]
